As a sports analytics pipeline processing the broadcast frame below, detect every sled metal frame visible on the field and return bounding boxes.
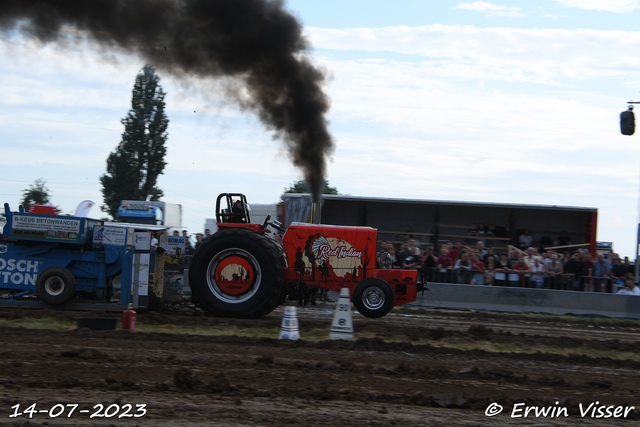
[0,245,135,312]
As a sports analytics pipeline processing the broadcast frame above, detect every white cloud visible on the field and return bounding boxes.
[455,2,526,17]
[552,0,639,13]
[306,25,640,86]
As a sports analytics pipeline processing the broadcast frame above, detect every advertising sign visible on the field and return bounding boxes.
[132,231,151,251]
[11,215,81,243]
[160,235,186,301]
[93,226,127,247]
[132,252,150,309]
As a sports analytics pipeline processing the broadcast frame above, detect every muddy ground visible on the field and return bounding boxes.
[1,304,640,426]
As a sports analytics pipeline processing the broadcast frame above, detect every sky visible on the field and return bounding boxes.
[1,0,640,256]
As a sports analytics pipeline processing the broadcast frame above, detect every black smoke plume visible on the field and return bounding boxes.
[1,0,333,202]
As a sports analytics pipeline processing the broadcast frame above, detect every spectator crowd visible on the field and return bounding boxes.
[377,231,636,294]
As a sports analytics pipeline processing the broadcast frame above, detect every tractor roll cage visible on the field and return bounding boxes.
[215,193,252,224]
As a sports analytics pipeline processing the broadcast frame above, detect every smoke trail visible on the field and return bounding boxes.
[0,0,333,202]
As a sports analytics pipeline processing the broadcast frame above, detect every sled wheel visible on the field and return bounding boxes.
[189,228,283,318]
[353,278,395,319]
[35,267,76,305]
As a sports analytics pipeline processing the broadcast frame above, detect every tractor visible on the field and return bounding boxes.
[188,193,424,319]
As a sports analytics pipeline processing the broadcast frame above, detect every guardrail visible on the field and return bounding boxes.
[421,267,623,293]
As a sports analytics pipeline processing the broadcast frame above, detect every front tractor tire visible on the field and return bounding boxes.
[189,228,284,318]
[35,267,76,305]
[352,278,395,319]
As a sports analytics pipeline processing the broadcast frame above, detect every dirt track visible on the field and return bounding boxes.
[1,304,640,426]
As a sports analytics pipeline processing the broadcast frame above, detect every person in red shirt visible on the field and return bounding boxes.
[438,247,453,268]
[437,247,454,283]
[449,241,463,263]
[511,254,530,287]
[470,253,486,285]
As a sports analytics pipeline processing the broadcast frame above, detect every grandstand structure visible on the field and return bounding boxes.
[282,194,598,255]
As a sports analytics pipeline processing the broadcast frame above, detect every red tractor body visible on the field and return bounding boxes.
[281,223,418,308]
[188,193,423,319]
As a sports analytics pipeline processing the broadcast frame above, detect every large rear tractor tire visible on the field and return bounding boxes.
[189,228,284,318]
[35,267,76,305]
[352,278,395,319]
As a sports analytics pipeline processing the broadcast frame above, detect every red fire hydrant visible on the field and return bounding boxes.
[122,303,136,331]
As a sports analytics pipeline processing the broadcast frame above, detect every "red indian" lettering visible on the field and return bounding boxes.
[318,244,363,260]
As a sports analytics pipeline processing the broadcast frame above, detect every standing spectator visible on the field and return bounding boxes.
[194,233,203,250]
[477,223,486,243]
[387,246,403,269]
[609,258,628,290]
[454,252,472,284]
[205,228,212,238]
[582,252,594,291]
[421,245,437,282]
[609,252,621,265]
[398,242,410,263]
[449,241,463,263]
[404,225,415,241]
[482,245,497,265]
[530,256,545,288]
[470,253,486,285]
[476,241,487,258]
[539,233,553,252]
[522,247,538,286]
[495,253,509,286]
[523,247,537,268]
[557,231,572,247]
[507,247,520,264]
[402,250,422,271]
[624,257,634,280]
[564,252,584,291]
[592,253,610,293]
[182,230,191,245]
[407,239,421,257]
[184,236,194,257]
[545,253,564,289]
[484,256,496,286]
[511,254,529,287]
[485,223,495,246]
[437,247,453,283]
[437,247,453,268]
[518,229,533,250]
[467,223,479,244]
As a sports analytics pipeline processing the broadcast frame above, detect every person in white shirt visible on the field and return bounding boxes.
[530,256,545,288]
[518,229,533,250]
[617,280,640,295]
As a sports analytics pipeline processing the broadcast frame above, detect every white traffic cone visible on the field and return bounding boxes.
[279,306,300,340]
[329,287,354,340]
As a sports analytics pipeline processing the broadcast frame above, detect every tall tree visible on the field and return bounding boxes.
[20,178,55,211]
[283,179,339,195]
[101,65,169,219]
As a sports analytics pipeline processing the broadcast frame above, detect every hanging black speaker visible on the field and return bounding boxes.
[620,109,635,135]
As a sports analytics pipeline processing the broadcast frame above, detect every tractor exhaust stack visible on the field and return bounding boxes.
[310,202,321,224]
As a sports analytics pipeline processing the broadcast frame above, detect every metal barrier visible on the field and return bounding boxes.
[423,267,621,293]
[408,282,640,319]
